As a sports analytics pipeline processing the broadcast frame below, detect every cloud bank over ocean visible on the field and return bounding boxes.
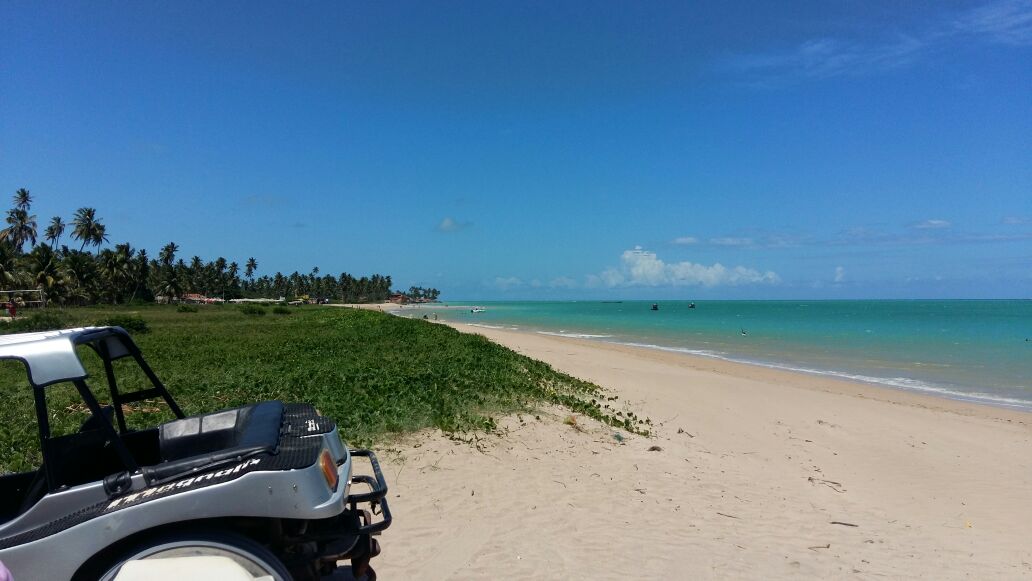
[588,247,780,289]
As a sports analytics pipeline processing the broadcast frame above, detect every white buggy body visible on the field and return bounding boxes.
[0,327,390,580]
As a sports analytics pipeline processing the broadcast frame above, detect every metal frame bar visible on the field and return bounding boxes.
[72,379,139,474]
[128,351,184,419]
[346,449,392,534]
[32,387,54,491]
[29,327,186,492]
[97,341,129,434]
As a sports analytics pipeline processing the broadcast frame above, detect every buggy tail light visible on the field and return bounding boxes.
[319,449,339,492]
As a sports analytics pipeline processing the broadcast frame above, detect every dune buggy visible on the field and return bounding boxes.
[0,327,391,580]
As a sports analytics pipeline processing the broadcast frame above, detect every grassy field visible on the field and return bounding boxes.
[0,305,646,473]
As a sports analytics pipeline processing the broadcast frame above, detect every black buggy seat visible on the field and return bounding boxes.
[148,400,285,482]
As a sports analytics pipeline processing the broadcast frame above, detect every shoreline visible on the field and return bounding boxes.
[386,303,1032,419]
[442,320,1032,424]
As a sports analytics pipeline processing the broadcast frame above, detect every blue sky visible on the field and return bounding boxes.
[1,1,1030,299]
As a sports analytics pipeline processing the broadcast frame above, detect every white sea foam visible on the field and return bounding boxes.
[537,331,614,339]
[466,323,506,330]
[615,341,1032,411]
[618,342,726,359]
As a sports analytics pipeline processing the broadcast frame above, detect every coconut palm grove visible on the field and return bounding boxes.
[0,189,438,305]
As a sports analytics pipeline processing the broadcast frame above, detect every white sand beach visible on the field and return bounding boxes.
[375,322,1032,579]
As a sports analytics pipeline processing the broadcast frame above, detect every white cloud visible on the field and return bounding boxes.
[912,219,952,229]
[709,237,754,247]
[549,276,577,289]
[956,0,1032,46]
[437,217,472,232]
[729,36,926,80]
[726,1,1032,82]
[672,236,698,245]
[834,266,845,283]
[762,234,806,248]
[594,247,779,288]
[600,267,626,287]
[491,276,523,290]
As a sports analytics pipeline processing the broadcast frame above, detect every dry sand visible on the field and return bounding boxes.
[368,316,1032,579]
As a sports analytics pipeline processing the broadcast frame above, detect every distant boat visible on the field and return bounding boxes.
[651,303,659,311]
[688,302,696,309]
[740,328,747,336]
[471,307,486,313]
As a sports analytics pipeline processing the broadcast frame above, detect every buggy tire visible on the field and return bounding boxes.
[92,529,292,581]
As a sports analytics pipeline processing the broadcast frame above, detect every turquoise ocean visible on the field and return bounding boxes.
[405,300,1032,411]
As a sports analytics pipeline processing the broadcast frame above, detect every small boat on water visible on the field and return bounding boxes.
[688,302,696,309]
[471,307,487,313]
[651,303,659,311]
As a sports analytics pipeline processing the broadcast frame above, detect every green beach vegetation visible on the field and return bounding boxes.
[0,305,647,473]
[0,189,414,304]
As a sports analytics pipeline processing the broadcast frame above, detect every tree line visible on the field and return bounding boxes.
[0,189,420,305]
[403,286,441,301]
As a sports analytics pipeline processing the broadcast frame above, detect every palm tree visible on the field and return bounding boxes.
[2,208,38,253]
[131,248,150,302]
[174,258,188,296]
[0,242,19,289]
[26,244,65,303]
[273,272,285,297]
[245,257,257,282]
[157,272,183,304]
[158,242,179,267]
[72,207,108,252]
[72,208,96,248]
[188,256,204,293]
[13,188,32,211]
[99,245,133,303]
[213,257,228,298]
[63,250,99,303]
[228,261,240,297]
[45,216,65,248]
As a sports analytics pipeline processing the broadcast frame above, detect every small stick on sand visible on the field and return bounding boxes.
[808,476,846,493]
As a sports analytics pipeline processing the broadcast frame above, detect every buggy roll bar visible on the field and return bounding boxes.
[93,333,184,434]
[10,327,187,493]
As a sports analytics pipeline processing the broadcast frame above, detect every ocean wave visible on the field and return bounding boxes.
[537,331,614,339]
[617,341,1032,411]
[466,323,506,330]
[767,366,1032,410]
[618,342,727,359]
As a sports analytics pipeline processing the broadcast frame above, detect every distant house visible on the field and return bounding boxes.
[388,293,408,304]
